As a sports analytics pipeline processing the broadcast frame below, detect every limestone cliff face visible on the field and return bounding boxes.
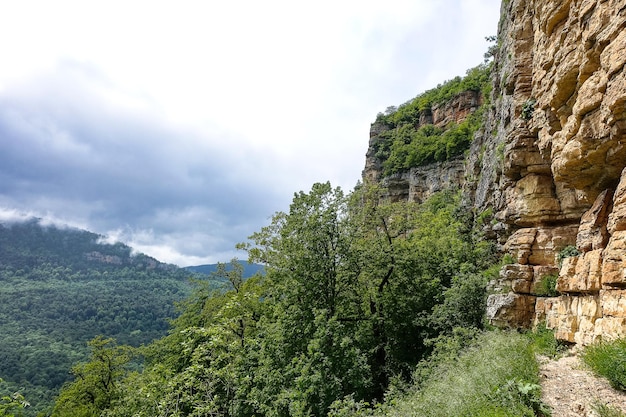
[364,90,481,203]
[365,0,626,345]
[474,0,626,344]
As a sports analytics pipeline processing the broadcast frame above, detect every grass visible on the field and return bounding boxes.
[526,324,568,359]
[591,401,626,417]
[581,338,626,391]
[368,331,549,417]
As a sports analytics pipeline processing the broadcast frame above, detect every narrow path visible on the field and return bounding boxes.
[539,352,626,417]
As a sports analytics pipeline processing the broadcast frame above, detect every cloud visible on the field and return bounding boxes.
[0,62,285,264]
[0,0,501,265]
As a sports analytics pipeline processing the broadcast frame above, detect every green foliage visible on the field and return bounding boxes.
[380,111,483,175]
[51,337,134,417]
[557,245,580,266]
[429,272,490,332]
[591,401,626,417]
[0,379,29,417]
[367,331,547,417]
[526,324,567,358]
[0,219,208,416]
[484,35,499,62]
[535,274,559,297]
[377,63,491,127]
[373,64,491,175]
[521,98,536,120]
[476,207,494,226]
[581,338,626,391]
[68,183,499,417]
[496,141,506,161]
[502,253,515,265]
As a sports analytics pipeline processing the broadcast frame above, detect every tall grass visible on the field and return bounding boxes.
[581,338,626,391]
[371,331,548,417]
[591,401,626,417]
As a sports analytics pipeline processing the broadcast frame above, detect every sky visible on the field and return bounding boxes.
[0,0,501,266]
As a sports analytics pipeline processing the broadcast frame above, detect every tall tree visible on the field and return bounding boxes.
[242,182,373,416]
[51,337,133,417]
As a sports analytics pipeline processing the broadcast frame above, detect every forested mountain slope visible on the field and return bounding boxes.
[0,219,211,415]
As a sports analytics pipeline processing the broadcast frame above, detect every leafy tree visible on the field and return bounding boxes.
[95,259,267,417]
[241,182,374,415]
[51,337,133,417]
[0,379,28,417]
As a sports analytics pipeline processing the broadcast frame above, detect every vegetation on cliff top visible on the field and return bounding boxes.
[373,63,491,175]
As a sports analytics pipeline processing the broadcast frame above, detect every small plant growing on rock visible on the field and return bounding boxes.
[496,142,506,161]
[557,245,580,266]
[502,253,515,265]
[536,274,559,297]
[521,98,536,120]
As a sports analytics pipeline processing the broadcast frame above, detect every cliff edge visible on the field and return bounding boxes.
[364,0,626,345]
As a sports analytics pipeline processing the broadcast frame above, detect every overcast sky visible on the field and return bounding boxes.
[0,0,501,266]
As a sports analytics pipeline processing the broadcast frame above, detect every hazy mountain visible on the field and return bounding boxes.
[185,260,265,278]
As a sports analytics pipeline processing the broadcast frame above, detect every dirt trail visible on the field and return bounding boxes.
[539,352,626,416]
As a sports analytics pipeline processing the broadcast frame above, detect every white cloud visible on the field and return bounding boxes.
[0,0,501,265]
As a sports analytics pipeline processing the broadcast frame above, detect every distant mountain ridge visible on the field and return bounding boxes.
[185,260,265,278]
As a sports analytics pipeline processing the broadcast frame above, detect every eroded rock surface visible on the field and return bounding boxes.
[363,0,626,345]
[468,0,626,343]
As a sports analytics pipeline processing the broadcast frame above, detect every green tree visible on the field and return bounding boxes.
[101,259,267,417]
[242,182,373,416]
[0,379,28,417]
[51,337,133,417]
[94,183,497,417]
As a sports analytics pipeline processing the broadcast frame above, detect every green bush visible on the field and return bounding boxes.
[557,245,579,266]
[370,331,548,417]
[521,98,536,120]
[535,274,559,297]
[582,338,626,391]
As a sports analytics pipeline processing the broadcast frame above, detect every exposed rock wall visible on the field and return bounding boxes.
[478,0,626,344]
[363,90,481,202]
[364,0,626,345]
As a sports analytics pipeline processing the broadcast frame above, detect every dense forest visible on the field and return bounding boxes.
[40,181,523,417]
[0,220,225,416]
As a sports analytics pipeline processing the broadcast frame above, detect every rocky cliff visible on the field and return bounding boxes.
[365,0,626,345]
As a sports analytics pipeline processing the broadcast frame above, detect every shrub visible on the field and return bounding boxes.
[536,274,559,297]
[521,98,536,120]
[557,245,579,266]
[581,338,626,391]
[371,331,547,417]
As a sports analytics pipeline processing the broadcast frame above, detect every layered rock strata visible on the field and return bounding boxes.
[364,0,626,345]
[480,0,626,344]
[363,90,481,203]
